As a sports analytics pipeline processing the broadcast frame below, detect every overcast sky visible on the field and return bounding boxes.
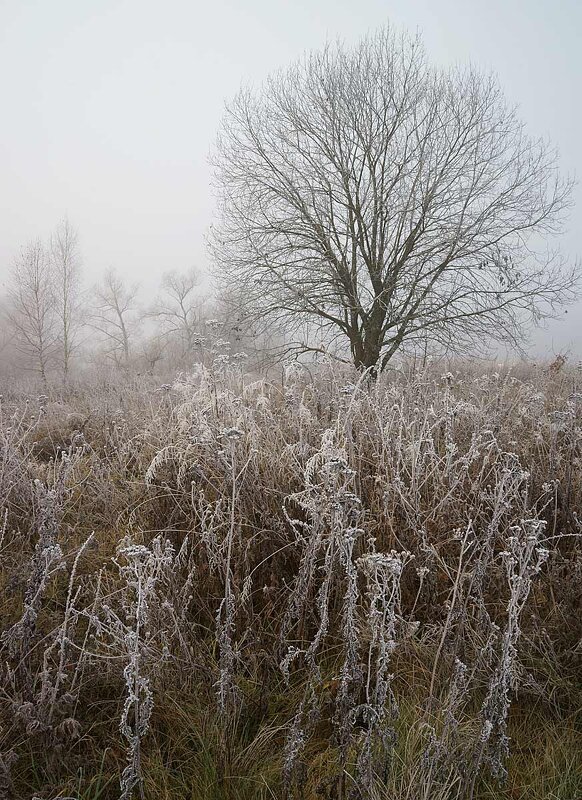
[1,0,580,357]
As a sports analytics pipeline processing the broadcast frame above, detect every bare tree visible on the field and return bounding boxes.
[146,269,204,362]
[139,335,166,375]
[212,28,578,372]
[6,240,57,388]
[50,218,83,382]
[91,270,139,368]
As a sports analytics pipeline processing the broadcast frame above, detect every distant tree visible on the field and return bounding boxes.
[147,269,204,363]
[212,27,578,372]
[50,218,83,382]
[91,270,139,368]
[6,240,57,388]
[139,335,166,375]
[0,298,13,373]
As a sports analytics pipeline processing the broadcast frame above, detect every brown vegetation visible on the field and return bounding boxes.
[0,360,581,799]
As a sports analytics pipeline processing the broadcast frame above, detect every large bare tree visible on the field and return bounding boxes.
[211,28,578,371]
[6,240,57,388]
[50,218,83,382]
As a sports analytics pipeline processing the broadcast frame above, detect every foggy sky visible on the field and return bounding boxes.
[1,0,580,357]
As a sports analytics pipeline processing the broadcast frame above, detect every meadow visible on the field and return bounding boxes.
[1,358,581,799]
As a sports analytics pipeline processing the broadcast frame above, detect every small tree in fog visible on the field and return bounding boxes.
[7,240,57,388]
[91,270,139,368]
[212,27,578,371]
[147,269,204,363]
[50,218,83,382]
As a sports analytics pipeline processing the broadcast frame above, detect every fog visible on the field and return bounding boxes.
[1,0,580,357]
[2,7,582,792]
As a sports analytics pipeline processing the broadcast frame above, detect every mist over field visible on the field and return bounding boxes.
[0,3,581,799]
[1,0,581,361]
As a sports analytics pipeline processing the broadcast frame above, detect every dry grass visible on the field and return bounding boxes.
[0,359,581,799]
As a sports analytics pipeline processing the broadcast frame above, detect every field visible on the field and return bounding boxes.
[1,360,581,799]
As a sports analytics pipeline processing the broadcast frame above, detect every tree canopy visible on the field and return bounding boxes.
[211,27,578,371]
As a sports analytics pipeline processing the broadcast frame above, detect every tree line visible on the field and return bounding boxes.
[0,220,266,388]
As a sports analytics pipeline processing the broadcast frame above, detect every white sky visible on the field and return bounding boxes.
[0,0,580,357]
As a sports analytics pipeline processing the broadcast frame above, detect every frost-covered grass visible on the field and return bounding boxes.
[1,360,581,799]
